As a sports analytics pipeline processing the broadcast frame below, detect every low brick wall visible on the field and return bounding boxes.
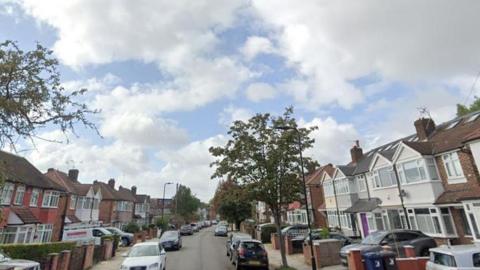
[271,233,280,250]
[347,246,429,270]
[313,239,342,268]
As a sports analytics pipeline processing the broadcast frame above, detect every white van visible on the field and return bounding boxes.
[63,227,112,245]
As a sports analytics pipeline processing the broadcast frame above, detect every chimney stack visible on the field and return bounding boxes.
[68,169,79,182]
[414,118,436,141]
[108,178,115,188]
[350,140,363,164]
[47,168,54,172]
[131,186,137,195]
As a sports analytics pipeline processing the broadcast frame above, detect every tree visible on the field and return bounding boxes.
[213,179,252,230]
[209,107,316,267]
[0,40,98,147]
[173,185,201,223]
[457,96,480,117]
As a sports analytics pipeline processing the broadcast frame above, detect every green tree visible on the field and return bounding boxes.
[213,179,252,230]
[457,96,480,117]
[173,185,201,223]
[209,107,316,267]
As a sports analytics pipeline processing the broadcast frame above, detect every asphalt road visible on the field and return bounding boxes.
[166,226,235,270]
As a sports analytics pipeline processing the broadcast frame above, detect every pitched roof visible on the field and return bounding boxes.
[434,186,480,204]
[0,151,65,191]
[45,169,94,196]
[402,141,433,155]
[93,181,119,200]
[117,186,136,202]
[66,214,81,223]
[336,165,356,177]
[344,198,381,213]
[305,164,335,185]
[135,194,149,203]
[11,207,41,224]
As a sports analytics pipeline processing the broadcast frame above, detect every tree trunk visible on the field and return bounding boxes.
[274,209,288,267]
[235,220,241,232]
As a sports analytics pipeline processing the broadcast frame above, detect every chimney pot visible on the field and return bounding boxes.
[414,118,436,141]
[131,186,137,195]
[47,168,55,172]
[350,141,363,164]
[108,178,115,188]
[68,169,79,182]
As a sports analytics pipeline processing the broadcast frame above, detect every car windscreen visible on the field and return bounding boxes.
[0,251,9,262]
[242,242,264,252]
[361,231,386,245]
[129,245,159,257]
[181,225,190,229]
[161,231,178,239]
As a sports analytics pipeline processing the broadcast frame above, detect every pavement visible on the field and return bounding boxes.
[90,227,346,270]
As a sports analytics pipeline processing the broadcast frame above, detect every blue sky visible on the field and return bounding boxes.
[1,0,479,201]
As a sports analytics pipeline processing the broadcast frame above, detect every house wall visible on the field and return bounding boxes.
[308,185,327,228]
[368,156,401,207]
[402,181,444,207]
[99,200,115,225]
[436,150,480,195]
[470,141,480,172]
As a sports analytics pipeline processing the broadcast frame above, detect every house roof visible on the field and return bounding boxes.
[0,151,65,191]
[344,198,382,213]
[336,165,356,177]
[434,187,480,204]
[66,214,81,223]
[45,169,94,196]
[306,164,335,185]
[402,141,433,155]
[93,181,119,200]
[135,194,149,203]
[11,207,41,224]
[117,186,136,202]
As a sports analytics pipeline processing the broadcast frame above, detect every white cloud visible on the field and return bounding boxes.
[245,82,276,102]
[251,0,480,109]
[300,117,360,165]
[241,36,275,60]
[219,105,253,127]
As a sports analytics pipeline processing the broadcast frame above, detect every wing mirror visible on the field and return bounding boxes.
[160,249,166,255]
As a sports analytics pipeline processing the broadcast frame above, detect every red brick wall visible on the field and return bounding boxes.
[435,150,480,193]
[99,200,114,224]
[309,185,327,228]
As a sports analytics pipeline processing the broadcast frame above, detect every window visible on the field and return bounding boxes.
[373,167,397,188]
[0,226,34,244]
[441,208,455,235]
[36,224,53,243]
[30,188,40,207]
[375,213,385,230]
[0,182,14,205]
[459,208,472,236]
[76,197,85,209]
[0,227,17,244]
[42,191,60,208]
[14,185,25,205]
[431,252,456,267]
[335,178,350,194]
[93,198,99,209]
[414,208,439,235]
[473,253,480,267]
[426,158,439,180]
[323,181,334,197]
[357,175,366,192]
[466,112,480,123]
[70,195,76,209]
[445,120,460,130]
[408,208,456,237]
[442,152,464,182]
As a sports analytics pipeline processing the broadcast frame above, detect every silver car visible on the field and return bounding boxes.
[0,251,40,270]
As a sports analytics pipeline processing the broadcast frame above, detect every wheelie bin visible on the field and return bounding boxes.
[381,251,398,270]
[363,252,384,270]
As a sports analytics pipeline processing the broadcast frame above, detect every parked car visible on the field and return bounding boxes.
[340,230,437,266]
[427,245,480,270]
[215,225,228,237]
[62,227,113,245]
[212,220,218,225]
[120,242,166,270]
[281,224,309,238]
[0,250,40,270]
[105,226,134,246]
[304,230,355,246]
[231,240,268,270]
[191,223,199,232]
[226,233,253,260]
[159,230,182,250]
[180,224,193,235]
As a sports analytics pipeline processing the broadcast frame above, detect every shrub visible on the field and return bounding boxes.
[141,224,149,231]
[0,241,76,265]
[123,222,140,233]
[260,224,288,243]
[148,223,156,228]
[319,227,330,239]
[155,217,168,231]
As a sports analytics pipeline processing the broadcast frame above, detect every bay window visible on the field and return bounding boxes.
[407,207,456,237]
[323,181,334,197]
[42,190,60,208]
[373,166,397,188]
[14,185,25,205]
[326,210,351,229]
[76,197,85,209]
[357,175,366,192]
[1,182,14,205]
[36,224,53,243]
[396,157,439,184]
[442,152,465,183]
[30,188,40,207]
[70,195,76,209]
[463,202,480,240]
[335,178,350,194]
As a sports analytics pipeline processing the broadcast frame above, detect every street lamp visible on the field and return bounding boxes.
[274,125,316,270]
[161,182,174,220]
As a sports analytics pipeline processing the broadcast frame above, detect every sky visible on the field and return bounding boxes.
[1,0,480,202]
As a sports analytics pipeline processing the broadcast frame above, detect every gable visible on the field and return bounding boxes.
[393,143,422,163]
[370,153,391,171]
[332,168,345,180]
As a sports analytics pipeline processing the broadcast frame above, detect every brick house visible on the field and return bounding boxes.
[150,198,173,221]
[45,169,102,228]
[132,186,150,226]
[115,186,136,229]
[93,179,135,229]
[306,164,334,228]
[0,151,67,244]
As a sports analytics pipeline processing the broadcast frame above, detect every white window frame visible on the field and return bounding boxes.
[463,201,480,241]
[0,182,15,205]
[70,195,76,210]
[0,225,35,244]
[396,157,440,185]
[35,224,53,243]
[356,175,367,192]
[442,151,466,184]
[13,185,25,205]
[42,190,60,208]
[335,178,350,195]
[30,188,40,207]
[372,166,397,189]
[406,207,457,238]
[323,181,334,197]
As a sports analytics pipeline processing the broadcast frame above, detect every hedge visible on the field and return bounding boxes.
[0,241,76,265]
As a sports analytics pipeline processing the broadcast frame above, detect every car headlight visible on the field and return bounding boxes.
[148,263,159,270]
[120,265,129,270]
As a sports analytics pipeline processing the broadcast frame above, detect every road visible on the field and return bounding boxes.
[166,226,235,270]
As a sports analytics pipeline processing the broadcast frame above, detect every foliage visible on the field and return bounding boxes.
[173,185,201,222]
[0,40,98,147]
[210,107,316,267]
[141,224,149,231]
[123,222,140,233]
[0,241,76,265]
[155,217,169,231]
[213,179,252,230]
[148,223,156,228]
[457,96,480,117]
[320,227,330,239]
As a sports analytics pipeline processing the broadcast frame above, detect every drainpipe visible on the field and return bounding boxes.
[392,166,411,229]
[363,173,371,200]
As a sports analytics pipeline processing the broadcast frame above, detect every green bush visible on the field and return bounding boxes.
[0,241,76,265]
[148,223,156,228]
[319,227,330,239]
[123,222,140,233]
[260,224,288,243]
[155,217,168,231]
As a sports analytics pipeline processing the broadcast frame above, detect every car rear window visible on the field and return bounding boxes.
[473,253,480,267]
[242,242,264,251]
[431,252,456,267]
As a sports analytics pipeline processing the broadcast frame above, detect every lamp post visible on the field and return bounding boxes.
[161,182,174,221]
[274,125,316,270]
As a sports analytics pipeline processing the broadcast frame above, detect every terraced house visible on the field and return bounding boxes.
[0,151,67,244]
[322,111,480,245]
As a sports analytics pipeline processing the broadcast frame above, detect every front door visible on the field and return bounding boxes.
[360,213,369,237]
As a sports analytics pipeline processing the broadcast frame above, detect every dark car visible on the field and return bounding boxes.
[214,225,228,237]
[180,224,193,235]
[304,230,355,246]
[226,233,252,260]
[159,230,182,250]
[339,230,437,266]
[231,240,268,270]
[281,224,309,238]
